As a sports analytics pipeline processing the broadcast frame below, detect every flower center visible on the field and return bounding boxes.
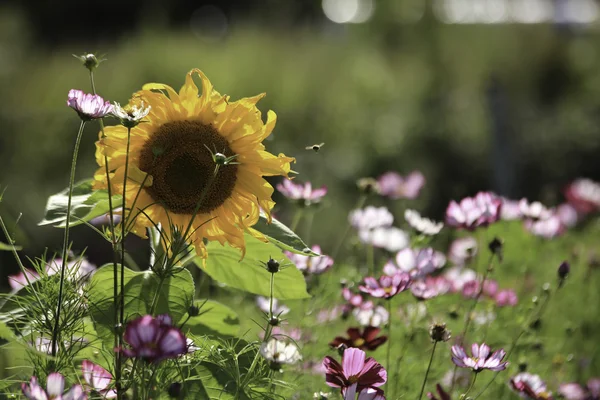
[139,120,238,215]
[353,338,366,347]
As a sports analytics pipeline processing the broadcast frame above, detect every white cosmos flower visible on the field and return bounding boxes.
[256,296,290,316]
[404,209,443,235]
[112,101,151,127]
[260,338,302,365]
[359,226,409,252]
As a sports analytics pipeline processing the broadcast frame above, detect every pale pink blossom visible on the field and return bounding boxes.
[377,171,425,199]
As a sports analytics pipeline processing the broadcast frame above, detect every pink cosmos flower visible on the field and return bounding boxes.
[359,273,411,299]
[500,197,523,220]
[451,343,508,372]
[81,361,116,399]
[286,245,334,275]
[445,192,502,230]
[352,301,389,327]
[276,180,327,206]
[559,378,600,399]
[510,372,553,399]
[556,203,579,228]
[346,386,386,400]
[410,276,451,300]
[350,207,394,231]
[386,248,446,279]
[495,289,518,307]
[358,227,410,252]
[9,258,96,291]
[564,178,600,214]
[519,199,553,221]
[448,237,478,267]
[22,373,86,400]
[524,214,565,239]
[120,314,187,363]
[67,89,112,120]
[317,306,344,324]
[323,347,387,396]
[377,171,425,199]
[444,267,477,292]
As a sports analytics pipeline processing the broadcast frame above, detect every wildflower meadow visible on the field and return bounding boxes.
[1,3,600,400]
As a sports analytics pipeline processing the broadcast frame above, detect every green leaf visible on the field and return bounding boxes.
[0,242,21,251]
[0,321,16,346]
[194,235,309,299]
[88,265,195,342]
[254,212,317,255]
[182,300,240,337]
[38,179,122,228]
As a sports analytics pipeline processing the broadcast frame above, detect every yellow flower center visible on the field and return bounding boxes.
[353,338,366,347]
[139,121,238,214]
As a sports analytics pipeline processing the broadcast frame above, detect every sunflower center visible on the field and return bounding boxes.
[139,120,238,215]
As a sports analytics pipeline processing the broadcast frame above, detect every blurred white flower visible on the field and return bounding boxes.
[256,296,290,316]
[404,209,443,235]
[260,338,302,365]
[358,227,409,252]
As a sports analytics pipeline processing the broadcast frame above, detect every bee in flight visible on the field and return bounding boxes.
[305,142,325,153]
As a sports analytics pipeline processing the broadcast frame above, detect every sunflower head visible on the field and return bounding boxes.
[93,69,295,259]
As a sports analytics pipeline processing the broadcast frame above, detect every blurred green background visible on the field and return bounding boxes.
[2,0,600,287]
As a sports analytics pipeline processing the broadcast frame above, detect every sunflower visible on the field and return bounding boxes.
[93,69,295,258]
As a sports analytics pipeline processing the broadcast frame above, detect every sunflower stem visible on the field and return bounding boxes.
[418,341,438,400]
[51,119,85,358]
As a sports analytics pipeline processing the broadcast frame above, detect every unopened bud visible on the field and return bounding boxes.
[558,261,570,288]
[336,343,348,357]
[188,304,200,317]
[214,152,228,165]
[73,53,104,71]
[168,382,182,398]
[429,323,451,342]
[488,237,503,261]
[266,258,280,273]
[356,177,380,195]
[269,316,280,326]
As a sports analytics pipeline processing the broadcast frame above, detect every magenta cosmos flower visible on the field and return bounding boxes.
[445,192,502,230]
[22,373,86,400]
[510,372,553,399]
[285,245,334,275]
[81,360,116,399]
[323,347,387,396]
[359,273,411,299]
[451,343,508,372]
[495,289,518,307]
[120,314,187,363]
[67,89,112,120]
[346,386,386,400]
[377,171,425,199]
[564,178,600,214]
[276,179,327,206]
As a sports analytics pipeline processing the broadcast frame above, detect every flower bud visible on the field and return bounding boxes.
[356,177,380,195]
[269,316,280,326]
[168,382,182,398]
[266,258,280,273]
[336,343,348,357]
[429,323,451,342]
[488,237,503,261]
[73,53,104,71]
[188,304,200,317]
[558,261,570,288]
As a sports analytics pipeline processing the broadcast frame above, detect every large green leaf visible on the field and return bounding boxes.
[88,264,195,342]
[38,179,122,228]
[182,300,239,337]
[195,235,309,299]
[254,212,317,255]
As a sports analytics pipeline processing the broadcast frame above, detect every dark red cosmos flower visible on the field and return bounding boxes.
[427,384,451,400]
[329,326,387,351]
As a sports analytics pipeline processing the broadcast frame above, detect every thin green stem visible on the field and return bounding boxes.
[304,211,315,245]
[51,119,86,357]
[463,373,478,398]
[331,194,367,260]
[418,341,438,400]
[290,208,303,232]
[385,298,393,395]
[367,244,375,276]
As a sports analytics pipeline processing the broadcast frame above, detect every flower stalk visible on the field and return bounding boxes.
[51,119,86,357]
